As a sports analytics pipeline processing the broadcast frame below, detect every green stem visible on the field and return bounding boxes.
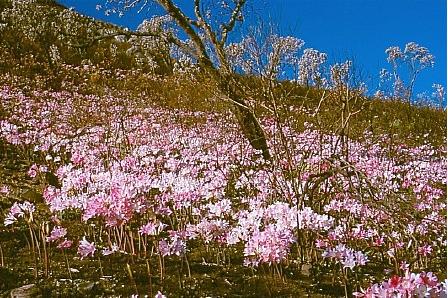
[28,224,38,278]
[63,249,73,280]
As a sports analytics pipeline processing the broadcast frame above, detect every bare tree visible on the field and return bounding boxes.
[384,42,435,104]
[101,0,272,159]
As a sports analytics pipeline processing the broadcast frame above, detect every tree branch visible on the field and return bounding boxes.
[61,29,195,57]
[193,0,230,72]
[157,0,214,68]
[220,0,246,45]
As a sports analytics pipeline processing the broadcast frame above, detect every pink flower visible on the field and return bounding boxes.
[170,237,186,256]
[102,243,119,256]
[46,226,67,242]
[417,244,433,256]
[57,239,73,249]
[77,237,95,259]
[388,275,402,289]
[158,240,170,257]
[139,221,166,236]
[0,185,10,195]
[3,215,16,226]
[342,256,356,269]
[354,251,368,266]
[4,201,35,226]
[9,202,24,217]
[27,164,39,178]
[372,237,384,247]
[315,239,327,248]
[357,271,443,297]
[155,291,166,298]
[20,201,35,214]
[416,272,438,287]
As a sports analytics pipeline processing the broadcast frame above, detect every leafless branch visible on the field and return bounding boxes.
[220,0,246,45]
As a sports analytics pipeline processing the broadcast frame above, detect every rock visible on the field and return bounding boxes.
[10,284,41,298]
[301,263,312,277]
[77,281,101,295]
[78,281,95,293]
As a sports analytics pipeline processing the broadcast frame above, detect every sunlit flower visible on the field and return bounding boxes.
[57,239,73,249]
[155,291,166,298]
[78,237,95,259]
[46,226,67,242]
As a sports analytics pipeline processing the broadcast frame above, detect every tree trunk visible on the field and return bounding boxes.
[217,73,271,160]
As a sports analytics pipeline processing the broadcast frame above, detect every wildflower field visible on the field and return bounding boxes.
[0,0,446,297]
[1,69,446,297]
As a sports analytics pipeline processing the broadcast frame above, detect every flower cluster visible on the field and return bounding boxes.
[354,271,446,297]
[4,201,35,226]
[78,237,96,259]
[46,226,73,249]
[321,244,368,269]
[0,84,445,292]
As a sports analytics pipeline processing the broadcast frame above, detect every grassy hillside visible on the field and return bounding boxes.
[0,0,444,146]
[0,1,446,297]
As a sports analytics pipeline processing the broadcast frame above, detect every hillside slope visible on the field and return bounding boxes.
[0,1,446,297]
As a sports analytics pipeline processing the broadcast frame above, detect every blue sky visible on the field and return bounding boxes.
[57,0,446,99]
